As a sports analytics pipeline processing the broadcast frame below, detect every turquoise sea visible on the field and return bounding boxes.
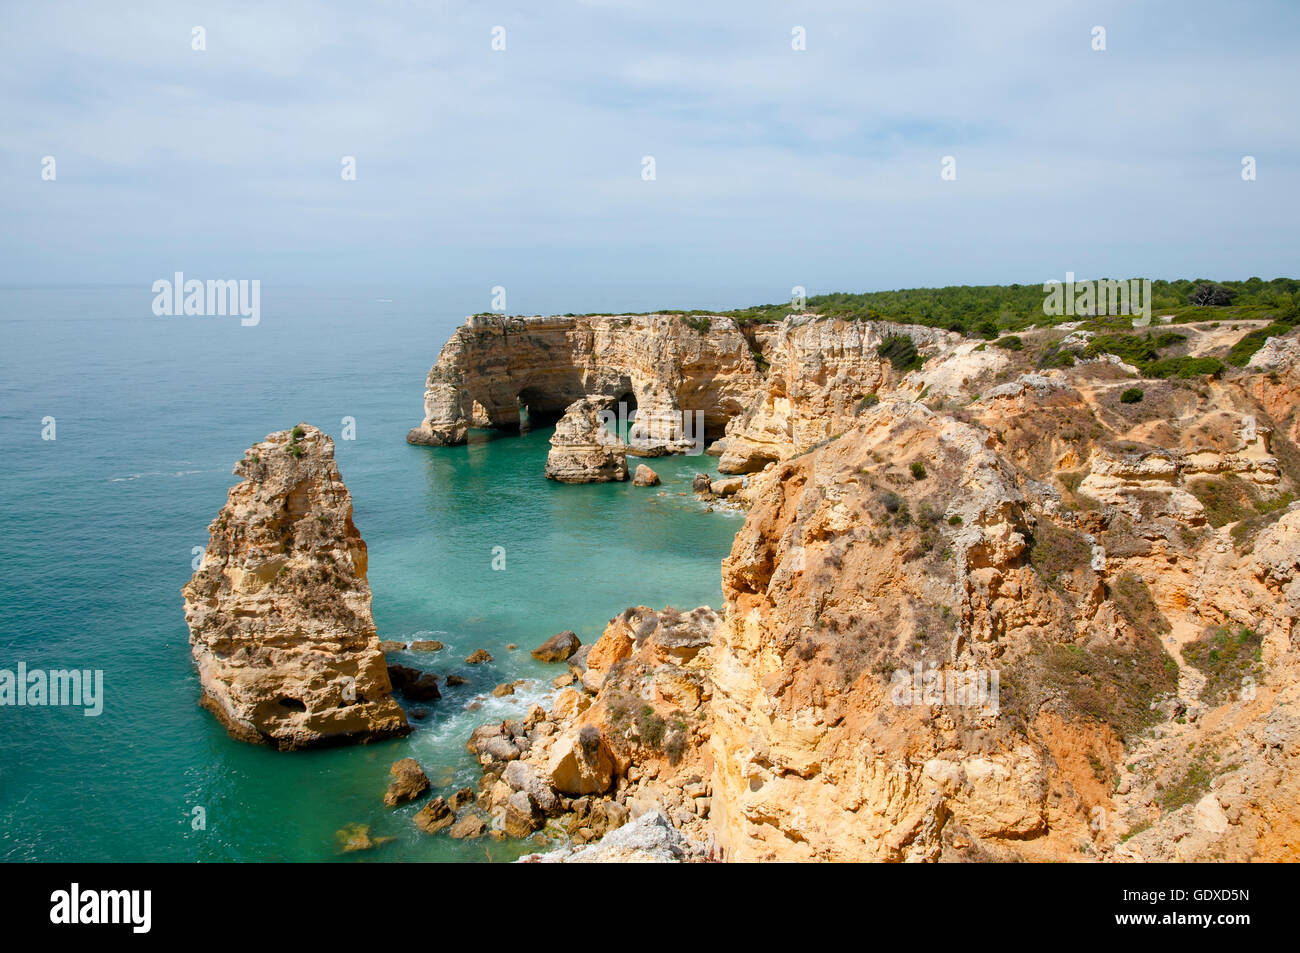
[0,286,742,861]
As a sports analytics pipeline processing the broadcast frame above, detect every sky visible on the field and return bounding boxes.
[1,0,1297,313]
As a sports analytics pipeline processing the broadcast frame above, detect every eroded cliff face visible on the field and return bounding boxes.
[181,424,409,750]
[717,318,997,473]
[433,312,1299,861]
[706,367,1299,861]
[407,313,764,452]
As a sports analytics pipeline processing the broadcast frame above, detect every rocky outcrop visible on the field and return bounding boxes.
[407,313,764,452]
[384,758,430,806]
[532,630,581,662]
[469,605,720,845]
[181,425,410,749]
[703,369,1300,861]
[424,312,1300,861]
[717,318,970,473]
[632,464,660,487]
[544,396,628,483]
[519,810,709,863]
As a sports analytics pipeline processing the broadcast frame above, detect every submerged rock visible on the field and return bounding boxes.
[181,424,409,750]
[335,823,394,853]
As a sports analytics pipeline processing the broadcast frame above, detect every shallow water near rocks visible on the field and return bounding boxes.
[0,287,740,861]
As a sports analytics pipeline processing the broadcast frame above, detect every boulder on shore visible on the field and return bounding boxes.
[532,630,582,662]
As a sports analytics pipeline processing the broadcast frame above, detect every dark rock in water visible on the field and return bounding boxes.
[532,630,581,662]
[445,673,467,687]
[465,649,493,664]
[384,757,431,807]
[413,796,454,833]
[387,664,441,701]
[691,473,712,494]
[409,707,430,721]
[449,786,475,811]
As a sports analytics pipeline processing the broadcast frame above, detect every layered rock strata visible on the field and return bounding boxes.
[544,396,628,483]
[407,313,764,452]
[181,424,409,749]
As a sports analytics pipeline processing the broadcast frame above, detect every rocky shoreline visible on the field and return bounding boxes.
[186,310,1300,861]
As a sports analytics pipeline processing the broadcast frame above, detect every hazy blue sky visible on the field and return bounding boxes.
[1,0,1297,312]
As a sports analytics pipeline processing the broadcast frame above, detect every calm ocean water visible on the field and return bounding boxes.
[0,286,741,861]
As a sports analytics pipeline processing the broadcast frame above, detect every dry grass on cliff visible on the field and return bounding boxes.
[1001,625,1179,742]
[1027,519,1094,596]
[1110,573,1171,637]
[1181,625,1263,706]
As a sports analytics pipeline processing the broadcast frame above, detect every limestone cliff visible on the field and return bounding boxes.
[407,313,764,452]
[508,330,1298,862]
[717,318,992,473]
[433,313,1299,861]
[705,359,1300,861]
[182,424,409,750]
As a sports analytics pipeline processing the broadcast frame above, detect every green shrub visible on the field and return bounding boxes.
[1186,477,1255,527]
[993,335,1023,350]
[291,425,306,440]
[1120,387,1144,404]
[635,705,666,748]
[910,461,927,480]
[1145,356,1224,379]
[877,335,923,372]
[1182,625,1263,705]
[1156,754,1216,812]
